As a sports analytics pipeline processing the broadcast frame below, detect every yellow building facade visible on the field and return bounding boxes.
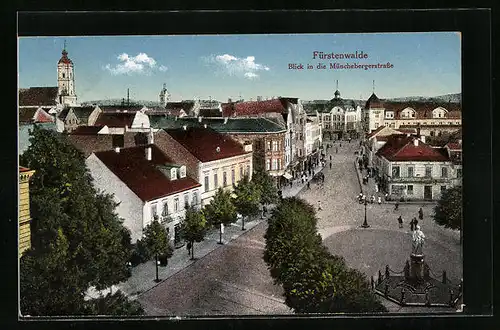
[19,167,34,257]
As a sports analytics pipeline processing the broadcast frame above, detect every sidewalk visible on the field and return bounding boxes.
[112,167,323,300]
[281,163,325,198]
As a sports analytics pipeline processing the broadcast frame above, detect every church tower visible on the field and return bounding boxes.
[159,83,170,107]
[57,42,78,106]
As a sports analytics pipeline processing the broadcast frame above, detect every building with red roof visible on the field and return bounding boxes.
[153,127,253,206]
[373,134,461,200]
[86,144,202,243]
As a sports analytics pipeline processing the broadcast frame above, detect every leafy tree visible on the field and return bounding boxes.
[204,188,237,244]
[19,126,134,315]
[264,197,387,314]
[433,185,462,230]
[142,220,173,282]
[252,166,279,206]
[233,175,262,230]
[180,205,207,260]
[84,291,144,316]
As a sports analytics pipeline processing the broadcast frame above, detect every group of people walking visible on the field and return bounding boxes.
[397,207,424,229]
[358,192,382,205]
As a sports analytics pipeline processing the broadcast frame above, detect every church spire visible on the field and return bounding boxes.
[372,79,375,93]
[334,80,340,99]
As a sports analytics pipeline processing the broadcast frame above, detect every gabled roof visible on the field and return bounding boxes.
[98,105,145,113]
[165,101,196,111]
[150,117,286,134]
[71,106,96,120]
[376,134,450,162]
[221,99,287,117]
[19,87,59,107]
[94,112,135,127]
[19,108,53,124]
[198,108,223,117]
[383,102,462,119]
[165,127,249,162]
[70,126,106,135]
[94,144,201,202]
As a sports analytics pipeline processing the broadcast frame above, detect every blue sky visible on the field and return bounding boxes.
[18,33,461,102]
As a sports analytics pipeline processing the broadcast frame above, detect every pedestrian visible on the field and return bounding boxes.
[414,218,418,228]
[307,182,310,190]
[385,193,389,200]
[418,207,423,220]
[290,181,293,188]
[336,147,338,153]
[362,194,366,203]
[371,195,375,204]
[330,155,332,161]
[358,192,363,202]
[263,205,268,216]
[398,216,403,228]
[186,241,192,255]
[318,201,322,211]
[378,196,382,205]
[329,162,332,169]
[394,201,399,210]
[410,218,415,231]
[340,143,342,147]
[375,184,379,193]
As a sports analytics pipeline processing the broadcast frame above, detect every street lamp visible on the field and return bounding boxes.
[361,199,370,228]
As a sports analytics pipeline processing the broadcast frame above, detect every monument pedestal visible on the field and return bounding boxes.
[410,254,425,281]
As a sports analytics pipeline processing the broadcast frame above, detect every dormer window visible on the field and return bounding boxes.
[179,166,186,178]
[171,168,177,180]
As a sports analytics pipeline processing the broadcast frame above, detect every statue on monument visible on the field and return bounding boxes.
[412,225,425,255]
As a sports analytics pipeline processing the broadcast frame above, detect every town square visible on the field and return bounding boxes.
[17,32,463,316]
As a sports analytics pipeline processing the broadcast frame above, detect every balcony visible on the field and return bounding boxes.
[389,176,450,184]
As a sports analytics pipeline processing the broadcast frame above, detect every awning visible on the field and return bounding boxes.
[283,172,293,180]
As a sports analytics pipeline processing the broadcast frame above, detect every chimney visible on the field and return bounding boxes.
[198,116,202,123]
[257,96,262,101]
[228,98,232,103]
[115,147,120,153]
[414,138,419,146]
[146,146,152,160]
[148,127,154,144]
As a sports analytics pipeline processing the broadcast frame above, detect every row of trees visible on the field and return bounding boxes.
[139,163,280,282]
[263,197,387,313]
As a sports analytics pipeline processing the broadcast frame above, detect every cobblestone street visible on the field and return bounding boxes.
[298,139,462,312]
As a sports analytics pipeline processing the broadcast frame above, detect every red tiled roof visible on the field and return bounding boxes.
[376,134,449,162]
[165,127,249,162]
[19,87,59,107]
[94,145,201,202]
[19,166,31,172]
[221,99,287,117]
[445,142,462,150]
[70,126,105,135]
[58,50,73,65]
[94,112,135,127]
[397,128,417,134]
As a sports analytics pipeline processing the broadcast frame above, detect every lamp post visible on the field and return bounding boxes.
[361,199,370,228]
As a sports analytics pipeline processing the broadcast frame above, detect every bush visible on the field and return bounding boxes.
[129,239,151,267]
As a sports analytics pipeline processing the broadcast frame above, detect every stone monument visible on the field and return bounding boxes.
[374,225,462,307]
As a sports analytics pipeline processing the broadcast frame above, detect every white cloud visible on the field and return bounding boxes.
[105,53,166,75]
[204,53,270,80]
